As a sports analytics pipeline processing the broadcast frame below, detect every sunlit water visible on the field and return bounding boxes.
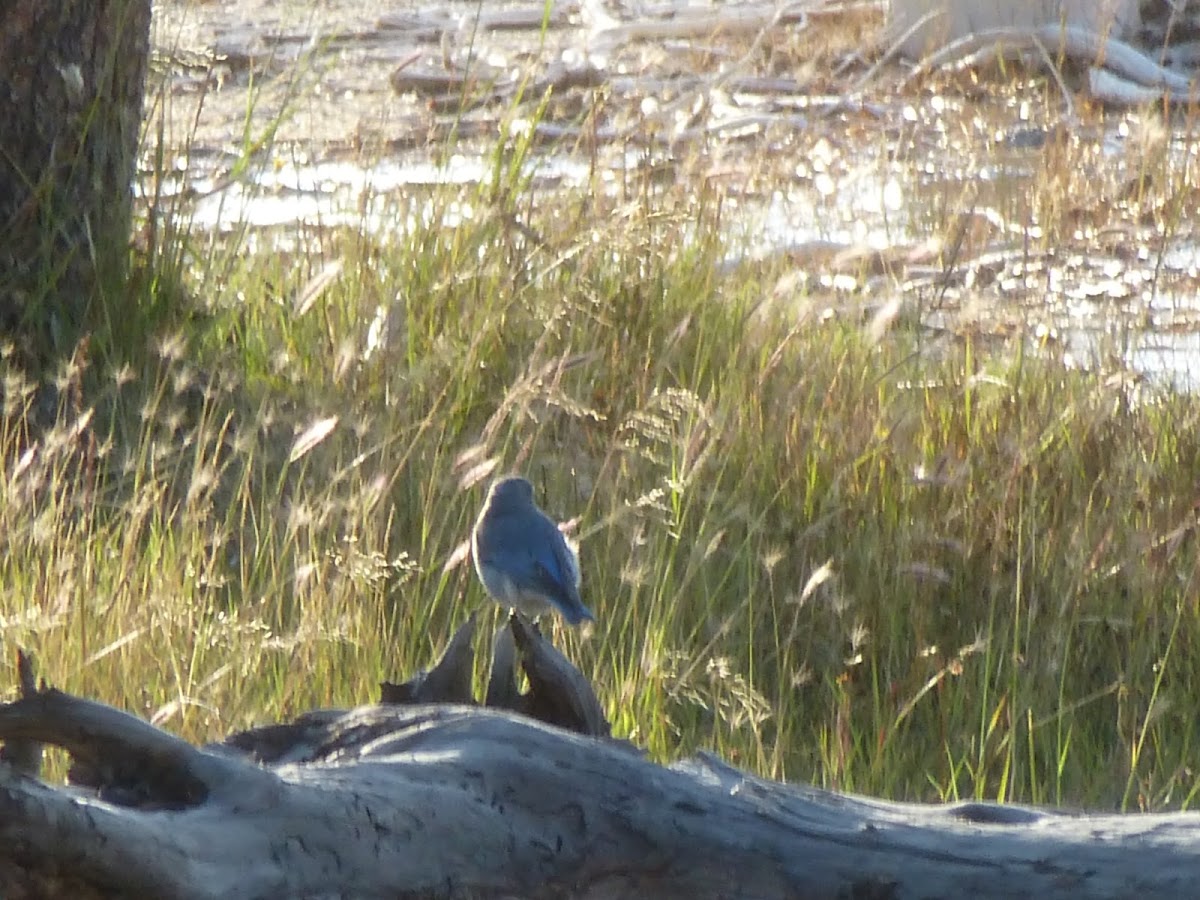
[141,130,1200,392]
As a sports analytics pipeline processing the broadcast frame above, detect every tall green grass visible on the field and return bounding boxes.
[5,170,1200,813]
[5,19,1200,812]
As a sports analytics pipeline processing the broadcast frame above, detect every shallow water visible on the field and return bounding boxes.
[146,0,1200,390]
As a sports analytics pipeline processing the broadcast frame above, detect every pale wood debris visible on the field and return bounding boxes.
[2,625,1200,898]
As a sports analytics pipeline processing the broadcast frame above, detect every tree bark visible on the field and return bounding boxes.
[0,0,152,369]
[2,625,1200,899]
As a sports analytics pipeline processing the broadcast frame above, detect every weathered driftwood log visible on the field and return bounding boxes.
[889,0,1140,59]
[376,612,610,738]
[3,625,1200,899]
[885,0,1200,105]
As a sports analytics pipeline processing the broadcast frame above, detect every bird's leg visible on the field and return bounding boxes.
[508,609,543,635]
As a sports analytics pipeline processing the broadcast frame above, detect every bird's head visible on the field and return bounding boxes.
[486,475,535,511]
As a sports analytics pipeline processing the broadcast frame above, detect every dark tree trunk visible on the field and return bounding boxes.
[0,0,152,370]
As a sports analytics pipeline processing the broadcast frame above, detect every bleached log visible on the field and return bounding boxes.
[376,612,611,737]
[898,24,1196,93]
[884,0,1200,103]
[889,0,1140,60]
[584,2,811,51]
[3,640,1200,897]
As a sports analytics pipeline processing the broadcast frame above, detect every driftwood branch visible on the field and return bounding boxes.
[2,622,1200,898]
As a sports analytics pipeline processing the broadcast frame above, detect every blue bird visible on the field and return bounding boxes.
[471,475,594,625]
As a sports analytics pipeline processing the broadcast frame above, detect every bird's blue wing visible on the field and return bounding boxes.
[531,523,593,623]
[476,505,593,623]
